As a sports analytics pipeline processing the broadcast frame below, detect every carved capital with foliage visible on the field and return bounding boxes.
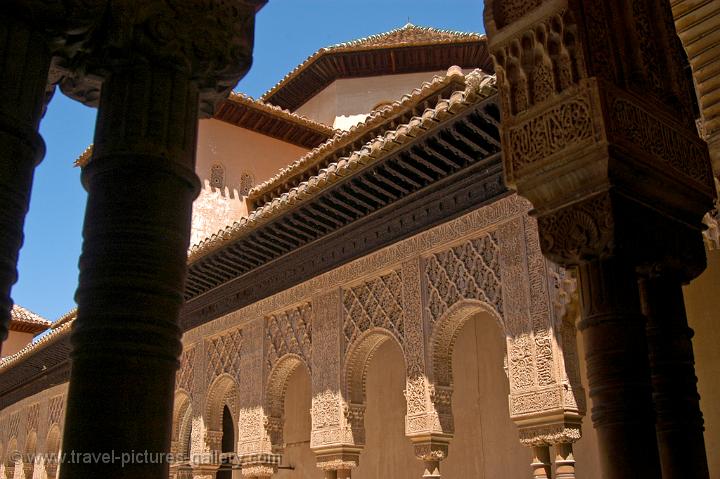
[51,0,266,116]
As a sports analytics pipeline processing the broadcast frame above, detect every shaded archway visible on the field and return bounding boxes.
[23,430,37,479]
[45,425,62,479]
[218,405,235,479]
[265,354,310,453]
[275,358,318,478]
[429,301,527,478]
[345,329,418,478]
[204,374,239,479]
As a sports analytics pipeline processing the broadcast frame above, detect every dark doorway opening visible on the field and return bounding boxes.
[218,405,235,479]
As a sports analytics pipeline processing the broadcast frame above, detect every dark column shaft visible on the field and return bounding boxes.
[577,257,661,479]
[0,14,50,348]
[640,274,709,479]
[59,65,200,479]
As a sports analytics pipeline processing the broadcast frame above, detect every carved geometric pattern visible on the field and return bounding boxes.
[176,346,196,392]
[342,270,404,350]
[206,328,243,380]
[266,303,312,372]
[210,163,225,189]
[239,171,254,196]
[424,233,502,324]
[25,404,39,432]
[48,396,64,426]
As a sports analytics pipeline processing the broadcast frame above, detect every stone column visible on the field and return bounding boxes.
[575,256,661,477]
[639,271,709,479]
[0,12,51,350]
[56,2,262,478]
[483,1,715,478]
[553,443,575,479]
[530,445,551,479]
[61,63,201,479]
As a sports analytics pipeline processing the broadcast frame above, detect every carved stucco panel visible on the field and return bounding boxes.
[424,233,503,326]
[265,303,312,373]
[176,345,196,393]
[205,327,243,382]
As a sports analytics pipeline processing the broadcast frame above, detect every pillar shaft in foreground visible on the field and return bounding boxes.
[59,2,265,477]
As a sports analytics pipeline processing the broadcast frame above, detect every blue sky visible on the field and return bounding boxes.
[15,0,486,321]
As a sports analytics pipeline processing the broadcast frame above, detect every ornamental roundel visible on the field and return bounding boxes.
[210,163,225,189]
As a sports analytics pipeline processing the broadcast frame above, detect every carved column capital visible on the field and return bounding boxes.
[56,0,266,116]
[239,453,280,478]
[315,450,361,472]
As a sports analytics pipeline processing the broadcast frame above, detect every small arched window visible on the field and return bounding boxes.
[210,163,225,189]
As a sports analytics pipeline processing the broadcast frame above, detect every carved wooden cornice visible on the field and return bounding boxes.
[261,24,493,112]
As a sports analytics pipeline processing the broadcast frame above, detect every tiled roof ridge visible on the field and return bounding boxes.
[52,307,77,329]
[74,95,335,168]
[260,23,485,103]
[225,92,336,135]
[188,69,496,262]
[248,66,469,203]
[327,23,485,51]
[11,305,51,328]
[0,320,72,372]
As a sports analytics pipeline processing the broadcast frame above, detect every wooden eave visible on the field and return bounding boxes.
[214,96,334,149]
[8,319,50,335]
[262,41,494,112]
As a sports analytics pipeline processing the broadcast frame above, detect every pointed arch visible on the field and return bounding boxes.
[429,299,505,388]
[345,327,406,405]
[45,425,62,479]
[204,374,240,434]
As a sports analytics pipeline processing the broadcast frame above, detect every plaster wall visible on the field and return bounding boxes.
[195,119,309,190]
[1,332,34,358]
[295,71,473,129]
[684,249,720,478]
[190,119,310,245]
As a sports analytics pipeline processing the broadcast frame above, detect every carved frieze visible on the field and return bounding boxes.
[607,95,712,187]
[506,90,594,173]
